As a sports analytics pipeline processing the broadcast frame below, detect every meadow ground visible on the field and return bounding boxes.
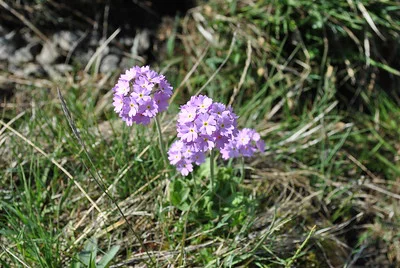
[1,0,400,267]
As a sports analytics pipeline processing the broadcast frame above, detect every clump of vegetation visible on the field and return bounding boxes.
[1,0,399,267]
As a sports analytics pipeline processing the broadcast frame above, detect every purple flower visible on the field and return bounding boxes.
[221,128,265,159]
[196,114,216,135]
[177,161,193,176]
[115,80,130,96]
[112,65,173,125]
[220,142,240,160]
[140,99,158,118]
[168,141,184,165]
[214,134,229,149]
[237,129,251,146]
[154,92,169,112]
[178,105,197,124]
[217,114,235,137]
[159,79,173,96]
[131,86,151,105]
[195,135,215,151]
[168,95,265,176]
[193,151,206,165]
[177,123,199,142]
[120,66,138,81]
[128,97,138,117]
[113,94,124,113]
[132,114,151,125]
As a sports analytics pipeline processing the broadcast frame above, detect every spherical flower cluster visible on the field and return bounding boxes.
[112,65,173,126]
[168,95,265,176]
[168,95,239,175]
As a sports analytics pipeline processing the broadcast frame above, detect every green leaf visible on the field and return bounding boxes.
[170,178,191,211]
[70,261,80,268]
[97,245,120,268]
[79,238,98,267]
[370,59,400,76]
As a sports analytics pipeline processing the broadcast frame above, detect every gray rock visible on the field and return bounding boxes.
[53,31,80,51]
[41,64,61,79]
[120,37,134,47]
[36,41,59,65]
[12,63,45,77]
[21,31,40,44]
[131,29,151,56]
[119,57,135,70]
[0,31,17,61]
[8,44,34,65]
[74,48,94,66]
[100,54,119,73]
[54,63,73,73]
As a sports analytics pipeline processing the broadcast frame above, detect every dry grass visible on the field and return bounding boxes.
[1,0,400,267]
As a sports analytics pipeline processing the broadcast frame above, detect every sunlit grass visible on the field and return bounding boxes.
[1,0,399,267]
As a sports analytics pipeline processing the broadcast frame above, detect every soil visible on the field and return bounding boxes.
[0,0,195,100]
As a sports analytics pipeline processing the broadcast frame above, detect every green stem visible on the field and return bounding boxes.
[240,156,245,182]
[155,116,168,170]
[210,149,215,192]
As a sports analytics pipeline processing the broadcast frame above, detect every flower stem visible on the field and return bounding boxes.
[240,156,245,182]
[210,149,215,192]
[155,116,168,170]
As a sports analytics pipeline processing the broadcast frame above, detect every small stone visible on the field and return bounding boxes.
[119,57,135,70]
[53,31,80,51]
[131,29,151,56]
[120,37,134,47]
[74,49,94,66]
[8,45,34,65]
[41,64,61,79]
[54,64,73,73]
[0,31,17,61]
[100,54,120,73]
[36,41,59,65]
[12,63,45,77]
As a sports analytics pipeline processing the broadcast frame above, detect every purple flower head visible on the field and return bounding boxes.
[112,65,173,125]
[221,128,265,159]
[168,95,265,176]
[170,95,239,175]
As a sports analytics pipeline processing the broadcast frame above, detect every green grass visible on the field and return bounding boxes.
[1,0,400,267]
